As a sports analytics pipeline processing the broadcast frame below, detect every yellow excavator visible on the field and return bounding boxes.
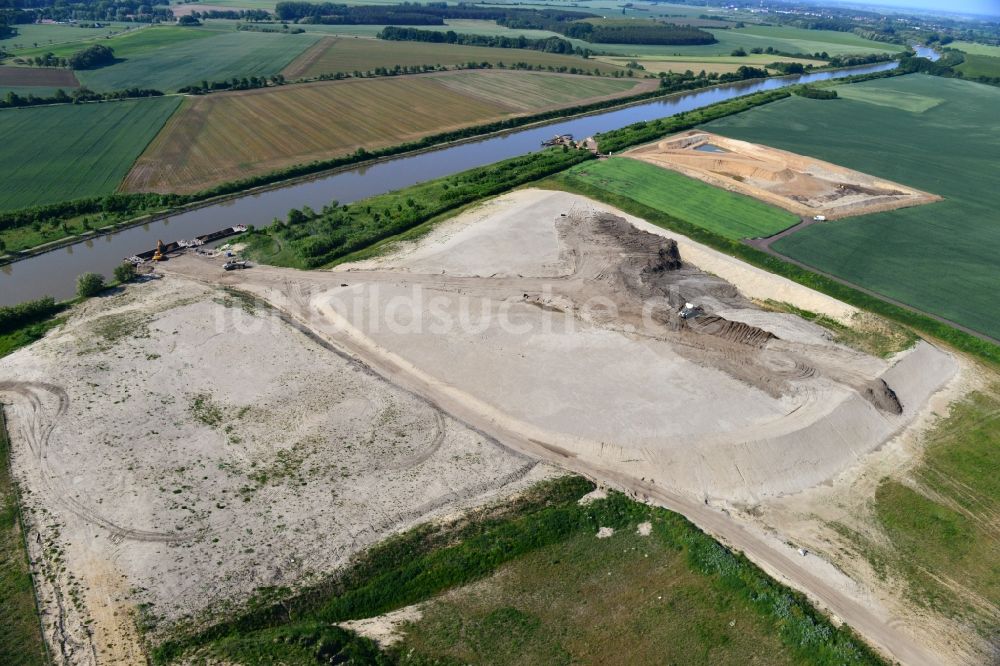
[152,239,166,262]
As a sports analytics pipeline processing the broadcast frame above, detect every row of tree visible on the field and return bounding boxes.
[562,22,716,46]
[1,85,162,109]
[0,1,173,23]
[378,26,589,56]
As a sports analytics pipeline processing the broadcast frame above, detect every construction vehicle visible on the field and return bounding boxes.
[152,239,166,262]
[223,260,249,271]
[679,302,704,320]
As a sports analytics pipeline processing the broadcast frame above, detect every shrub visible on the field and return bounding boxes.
[113,263,136,284]
[76,272,106,297]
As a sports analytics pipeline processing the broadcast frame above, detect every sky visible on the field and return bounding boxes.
[839,0,1000,17]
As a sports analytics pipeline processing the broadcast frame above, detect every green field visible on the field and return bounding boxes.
[558,157,799,239]
[950,40,1000,56]
[76,30,320,92]
[705,74,1000,340]
[400,528,800,665]
[158,476,883,665]
[0,22,136,54]
[0,97,181,211]
[956,53,1000,78]
[14,25,216,61]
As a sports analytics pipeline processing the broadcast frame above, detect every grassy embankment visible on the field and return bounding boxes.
[122,71,643,194]
[0,400,48,666]
[705,74,1000,341]
[152,477,885,665]
[0,96,181,213]
[833,384,1000,637]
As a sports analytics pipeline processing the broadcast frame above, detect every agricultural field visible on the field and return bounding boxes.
[289,19,565,41]
[282,36,627,79]
[0,97,181,211]
[556,157,799,239]
[706,74,1000,340]
[75,30,320,92]
[431,70,647,111]
[0,66,78,98]
[596,53,823,75]
[123,71,647,193]
[950,40,1000,56]
[0,22,136,54]
[0,66,78,88]
[955,53,1000,79]
[11,24,217,61]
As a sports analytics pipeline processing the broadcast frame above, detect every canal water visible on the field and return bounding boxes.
[0,61,898,305]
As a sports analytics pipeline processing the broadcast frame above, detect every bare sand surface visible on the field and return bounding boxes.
[0,277,556,665]
[627,131,942,220]
[159,187,961,664]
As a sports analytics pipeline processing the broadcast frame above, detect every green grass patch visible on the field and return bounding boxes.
[153,476,884,665]
[955,53,1000,79]
[11,25,214,60]
[833,84,944,113]
[705,74,1000,341]
[0,96,181,211]
[0,410,48,666]
[77,30,320,92]
[401,528,800,665]
[539,170,1000,367]
[561,157,799,239]
[950,41,1000,57]
[0,22,136,55]
[0,317,64,359]
[840,385,1000,635]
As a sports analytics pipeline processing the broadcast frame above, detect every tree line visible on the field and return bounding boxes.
[559,22,716,46]
[1,85,162,109]
[0,0,173,23]
[275,2,593,26]
[378,26,589,56]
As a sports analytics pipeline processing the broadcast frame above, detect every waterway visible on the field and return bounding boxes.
[0,61,898,305]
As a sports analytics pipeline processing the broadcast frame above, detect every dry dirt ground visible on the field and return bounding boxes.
[159,188,963,664]
[627,130,942,219]
[2,189,971,665]
[0,277,556,665]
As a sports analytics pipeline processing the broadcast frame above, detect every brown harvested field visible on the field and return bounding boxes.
[0,65,79,88]
[627,130,942,219]
[282,36,628,80]
[123,71,651,194]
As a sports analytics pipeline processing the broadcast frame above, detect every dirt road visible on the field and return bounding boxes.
[159,195,956,664]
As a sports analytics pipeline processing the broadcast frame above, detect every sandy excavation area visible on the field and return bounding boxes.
[165,189,957,507]
[0,277,553,665]
[627,130,941,220]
